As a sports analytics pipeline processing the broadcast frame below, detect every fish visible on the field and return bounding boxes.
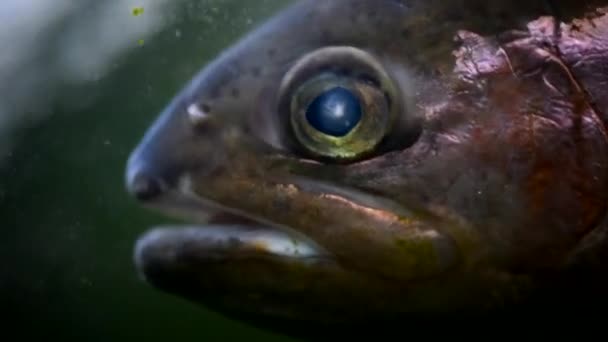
[125,0,608,338]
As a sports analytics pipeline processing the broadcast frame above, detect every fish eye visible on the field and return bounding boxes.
[305,86,362,138]
[287,71,391,160]
[277,46,414,162]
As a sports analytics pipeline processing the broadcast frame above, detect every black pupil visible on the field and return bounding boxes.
[305,87,362,137]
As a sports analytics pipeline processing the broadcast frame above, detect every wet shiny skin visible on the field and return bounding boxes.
[125,0,608,336]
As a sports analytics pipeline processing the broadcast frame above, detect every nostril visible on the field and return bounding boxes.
[129,172,165,201]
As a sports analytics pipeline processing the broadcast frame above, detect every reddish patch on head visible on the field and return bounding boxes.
[452,20,608,266]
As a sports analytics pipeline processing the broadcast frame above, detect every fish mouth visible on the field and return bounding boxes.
[132,180,334,286]
[129,170,499,325]
[132,170,465,285]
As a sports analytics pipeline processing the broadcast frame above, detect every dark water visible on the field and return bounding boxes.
[1,1,298,340]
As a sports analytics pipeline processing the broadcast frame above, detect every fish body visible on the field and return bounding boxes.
[125,0,608,337]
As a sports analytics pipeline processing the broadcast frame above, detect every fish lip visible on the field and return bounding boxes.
[133,181,332,269]
[137,185,324,244]
[132,171,445,260]
[133,224,330,283]
[133,169,418,245]
[133,171,465,287]
[130,166,425,278]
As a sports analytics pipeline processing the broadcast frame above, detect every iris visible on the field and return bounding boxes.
[305,87,362,137]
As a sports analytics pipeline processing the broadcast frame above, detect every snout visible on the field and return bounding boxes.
[125,148,170,202]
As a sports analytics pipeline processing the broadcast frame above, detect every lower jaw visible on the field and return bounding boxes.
[134,223,327,267]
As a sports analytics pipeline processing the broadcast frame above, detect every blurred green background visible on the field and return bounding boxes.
[1,0,300,340]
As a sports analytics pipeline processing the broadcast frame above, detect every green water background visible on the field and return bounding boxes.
[1,1,299,340]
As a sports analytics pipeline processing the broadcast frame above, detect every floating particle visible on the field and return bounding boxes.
[132,6,144,16]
